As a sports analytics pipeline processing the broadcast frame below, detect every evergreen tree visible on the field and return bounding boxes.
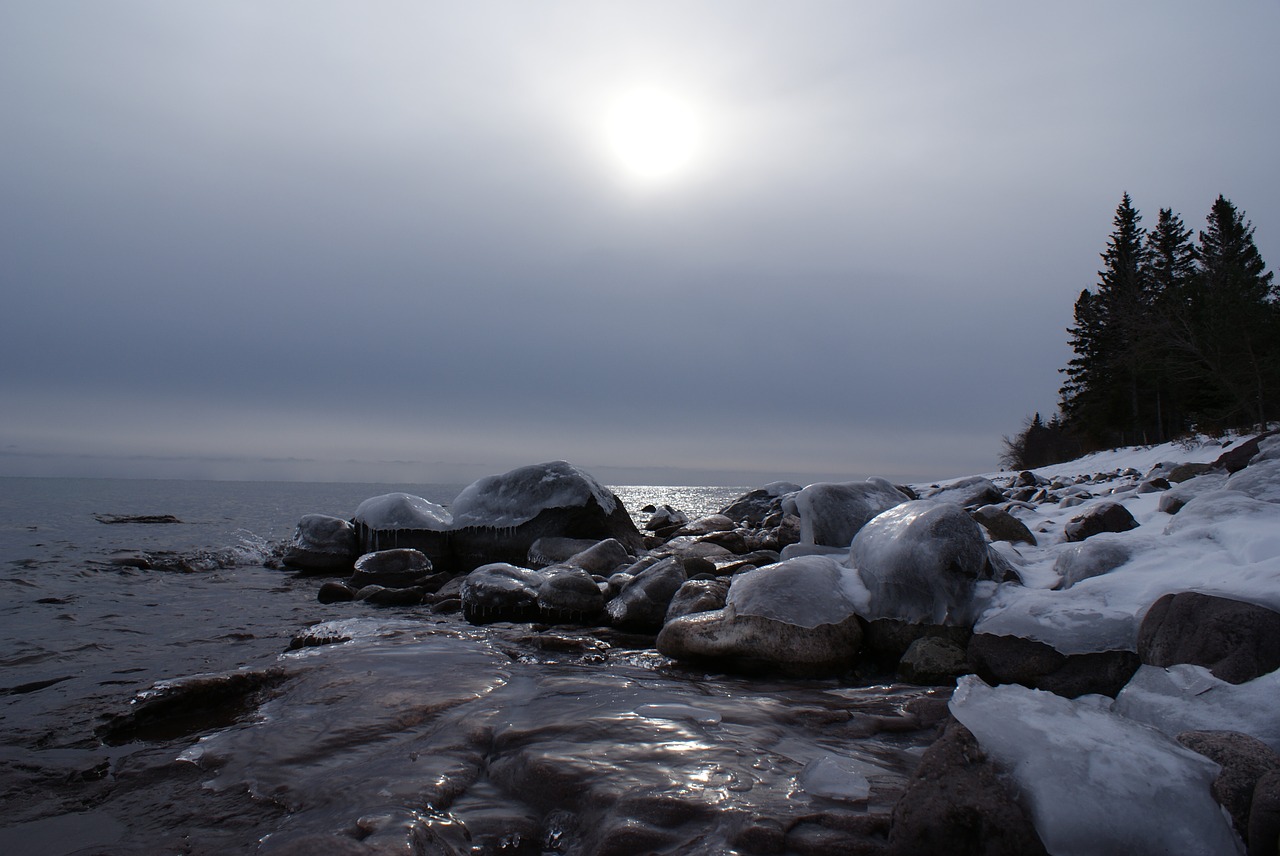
[1142,208,1198,438]
[1189,196,1279,426]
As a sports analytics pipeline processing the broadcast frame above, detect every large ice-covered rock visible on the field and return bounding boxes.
[657,556,866,675]
[449,462,643,571]
[1052,534,1132,590]
[283,514,358,573]
[850,500,990,625]
[352,493,452,563]
[950,676,1243,855]
[788,479,909,548]
[922,476,1005,509]
[725,555,869,628]
[1225,458,1280,503]
[460,563,544,624]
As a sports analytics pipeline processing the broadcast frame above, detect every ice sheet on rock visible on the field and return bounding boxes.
[762,481,802,497]
[450,461,616,528]
[1114,664,1280,752]
[797,753,872,802]
[1224,459,1280,503]
[726,556,869,629]
[974,584,1140,654]
[950,676,1242,856]
[353,493,453,531]
[791,479,909,548]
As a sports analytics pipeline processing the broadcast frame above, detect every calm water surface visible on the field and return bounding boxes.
[0,478,941,854]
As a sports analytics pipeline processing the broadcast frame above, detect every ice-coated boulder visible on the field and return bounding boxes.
[351,493,452,563]
[922,476,1005,509]
[788,479,910,548]
[657,556,866,675]
[725,556,869,629]
[283,514,358,573]
[460,563,544,624]
[950,676,1244,855]
[1225,458,1280,503]
[972,504,1037,545]
[850,500,990,625]
[664,578,730,622]
[1052,534,1132,590]
[536,565,605,623]
[449,461,643,572]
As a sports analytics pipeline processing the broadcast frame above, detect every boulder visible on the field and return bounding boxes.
[1176,730,1280,839]
[605,557,687,631]
[526,536,601,567]
[1063,501,1138,542]
[536,565,605,624]
[850,501,989,625]
[971,505,1037,545]
[460,563,544,624]
[861,619,973,671]
[1251,770,1280,856]
[348,548,432,589]
[1138,592,1280,684]
[351,493,452,564]
[656,606,862,676]
[1051,535,1131,590]
[282,514,358,573]
[789,479,910,548]
[561,538,631,575]
[449,461,644,572]
[897,636,969,685]
[922,476,1006,509]
[1168,462,1214,483]
[1213,429,1280,474]
[664,578,730,621]
[718,482,800,527]
[644,504,688,533]
[887,719,1047,856]
[967,633,1139,698]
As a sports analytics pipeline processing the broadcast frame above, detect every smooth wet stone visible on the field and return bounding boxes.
[349,548,433,589]
[460,563,543,624]
[664,578,730,622]
[536,565,605,623]
[971,505,1037,545]
[605,556,687,631]
[656,606,862,677]
[561,538,631,575]
[317,582,357,604]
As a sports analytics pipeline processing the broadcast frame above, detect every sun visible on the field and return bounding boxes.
[604,89,700,183]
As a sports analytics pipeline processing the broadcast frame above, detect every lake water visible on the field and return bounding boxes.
[0,477,944,855]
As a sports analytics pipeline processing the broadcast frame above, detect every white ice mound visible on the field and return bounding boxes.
[790,479,909,548]
[1114,664,1280,752]
[726,556,869,629]
[353,493,453,531]
[950,676,1242,856]
[849,500,988,625]
[450,461,617,529]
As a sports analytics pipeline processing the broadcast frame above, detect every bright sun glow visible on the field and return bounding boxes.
[604,90,700,182]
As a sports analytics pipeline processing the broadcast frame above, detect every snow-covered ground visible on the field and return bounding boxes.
[930,432,1279,855]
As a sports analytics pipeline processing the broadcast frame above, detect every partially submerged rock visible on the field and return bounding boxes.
[283,514,358,573]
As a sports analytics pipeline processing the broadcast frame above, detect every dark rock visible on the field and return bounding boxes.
[1169,462,1215,483]
[719,482,800,527]
[317,582,357,603]
[1015,471,1042,487]
[1250,770,1280,856]
[561,538,631,574]
[93,514,182,525]
[984,547,1023,585]
[1213,429,1280,474]
[283,514,358,573]
[644,504,689,532]
[697,528,750,554]
[887,719,1047,856]
[664,578,731,621]
[1138,592,1280,684]
[862,619,973,672]
[362,586,426,606]
[680,556,717,577]
[1063,501,1138,542]
[898,636,969,685]
[526,536,601,567]
[536,566,605,623]
[1136,477,1171,494]
[98,667,288,745]
[348,548,432,588]
[971,505,1036,545]
[967,634,1139,698]
[605,557,687,631]
[677,514,737,535]
[1176,730,1280,839]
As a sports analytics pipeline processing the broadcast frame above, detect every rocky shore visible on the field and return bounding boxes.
[270,434,1280,854]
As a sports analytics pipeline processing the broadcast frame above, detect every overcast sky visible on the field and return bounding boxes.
[2,2,1277,486]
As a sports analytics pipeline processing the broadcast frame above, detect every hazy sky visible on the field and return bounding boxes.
[2,2,1277,486]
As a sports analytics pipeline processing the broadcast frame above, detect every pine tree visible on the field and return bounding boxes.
[1142,208,1198,438]
[1190,196,1279,426]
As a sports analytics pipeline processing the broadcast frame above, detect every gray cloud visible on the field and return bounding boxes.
[2,2,1276,485]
